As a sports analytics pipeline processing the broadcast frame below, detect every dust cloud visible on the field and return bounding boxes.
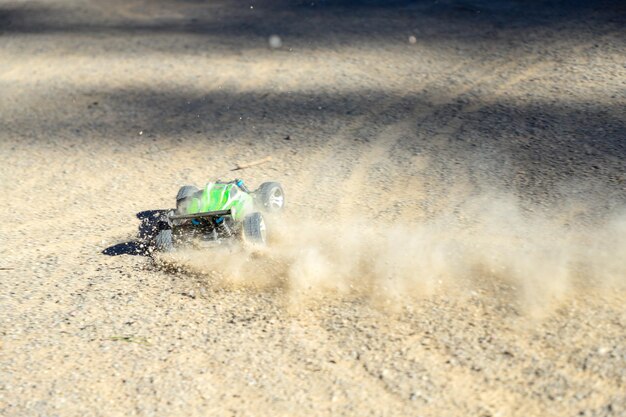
[155,190,626,312]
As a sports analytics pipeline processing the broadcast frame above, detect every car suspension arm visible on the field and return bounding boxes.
[168,209,233,221]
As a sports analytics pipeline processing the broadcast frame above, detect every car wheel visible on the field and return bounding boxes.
[242,212,267,245]
[154,229,174,252]
[255,182,285,213]
[176,185,200,214]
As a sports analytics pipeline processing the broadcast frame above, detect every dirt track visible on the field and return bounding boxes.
[1,0,625,416]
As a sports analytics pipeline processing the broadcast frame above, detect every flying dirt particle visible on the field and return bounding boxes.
[408,35,417,44]
[269,35,282,49]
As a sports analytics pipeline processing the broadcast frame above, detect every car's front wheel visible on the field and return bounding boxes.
[255,182,285,213]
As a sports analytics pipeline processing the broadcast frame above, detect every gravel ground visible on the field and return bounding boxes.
[0,0,625,416]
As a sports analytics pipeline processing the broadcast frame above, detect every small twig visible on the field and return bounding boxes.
[0,267,14,271]
[232,156,272,171]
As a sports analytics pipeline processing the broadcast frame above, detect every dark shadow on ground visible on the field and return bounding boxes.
[5,87,624,163]
[0,0,623,49]
[102,241,146,256]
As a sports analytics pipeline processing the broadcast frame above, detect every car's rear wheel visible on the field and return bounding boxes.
[242,212,267,245]
[154,229,174,252]
[255,182,285,213]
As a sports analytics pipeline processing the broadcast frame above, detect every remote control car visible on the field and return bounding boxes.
[148,179,284,252]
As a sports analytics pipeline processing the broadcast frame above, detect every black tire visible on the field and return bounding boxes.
[255,182,285,213]
[242,212,267,245]
[154,229,174,252]
[176,185,199,214]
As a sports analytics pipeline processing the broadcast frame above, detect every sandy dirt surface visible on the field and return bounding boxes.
[1,0,625,415]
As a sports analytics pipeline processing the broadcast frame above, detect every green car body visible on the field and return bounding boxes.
[185,182,254,221]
